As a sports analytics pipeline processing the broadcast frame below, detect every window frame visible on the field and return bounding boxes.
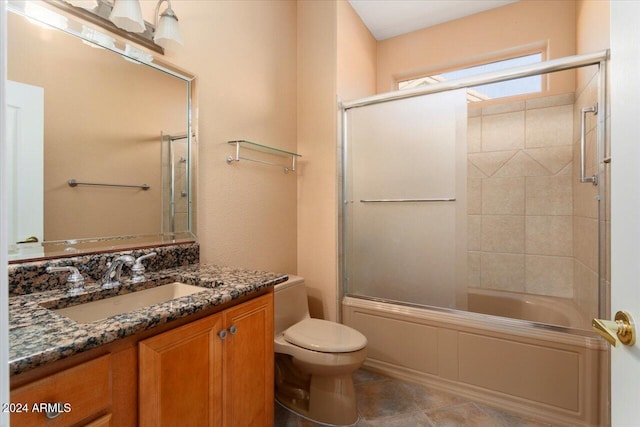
[395,45,549,104]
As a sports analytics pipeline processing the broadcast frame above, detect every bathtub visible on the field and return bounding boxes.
[466,287,589,329]
[342,295,608,426]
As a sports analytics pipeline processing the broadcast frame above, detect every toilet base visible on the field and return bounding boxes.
[275,378,360,427]
[275,355,360,426]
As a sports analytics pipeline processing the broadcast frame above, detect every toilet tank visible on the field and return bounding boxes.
[274,275,310,336]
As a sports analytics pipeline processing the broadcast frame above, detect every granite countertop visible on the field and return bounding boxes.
[9,264,287,375]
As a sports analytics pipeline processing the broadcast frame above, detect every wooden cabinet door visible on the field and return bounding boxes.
[139,314,224,427]
[223,293,274,427]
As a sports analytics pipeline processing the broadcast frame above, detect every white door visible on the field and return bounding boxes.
[609,2,640,425]
[6,80,44,256]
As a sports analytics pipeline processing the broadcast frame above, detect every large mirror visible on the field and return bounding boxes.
[6,0,197,262]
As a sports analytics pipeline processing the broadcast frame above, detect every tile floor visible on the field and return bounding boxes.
[274,368,554,427]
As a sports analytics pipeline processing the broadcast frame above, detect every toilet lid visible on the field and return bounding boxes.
[283,318,367,353]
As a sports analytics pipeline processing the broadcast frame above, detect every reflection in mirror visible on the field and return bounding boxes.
[6,0,197,262]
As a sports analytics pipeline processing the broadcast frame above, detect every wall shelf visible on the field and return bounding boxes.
[226,140,301,173]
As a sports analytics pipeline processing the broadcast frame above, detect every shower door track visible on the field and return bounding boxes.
[341,50,609,110]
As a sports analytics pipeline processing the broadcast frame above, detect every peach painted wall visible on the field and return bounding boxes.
[376,0,576,95]
[144,1,299,274]
[296,0,338,320]
[337,1,377,101]
[294,0,376,321]
[575,0,610,90]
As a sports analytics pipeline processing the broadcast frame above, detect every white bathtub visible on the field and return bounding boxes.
[342,295,608,426]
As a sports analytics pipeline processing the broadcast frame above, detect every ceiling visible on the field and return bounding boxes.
[348,0,518,41]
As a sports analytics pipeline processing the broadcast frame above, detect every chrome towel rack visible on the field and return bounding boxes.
[68,179,150,190]
[360,198,456,203]
[226,140,301,174]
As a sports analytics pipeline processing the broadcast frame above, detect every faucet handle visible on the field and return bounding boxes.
[131,252,157,283]
[46,266,85,295]
[134,252,157,265]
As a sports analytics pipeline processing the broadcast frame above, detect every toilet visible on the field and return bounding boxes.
[274,276,367,426]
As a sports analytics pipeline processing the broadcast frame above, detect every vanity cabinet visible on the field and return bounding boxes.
[10,291,274,427]
[138,292,274,427]
[10,355,112,426]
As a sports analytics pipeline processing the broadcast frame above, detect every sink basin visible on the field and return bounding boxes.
[52,282,207,323]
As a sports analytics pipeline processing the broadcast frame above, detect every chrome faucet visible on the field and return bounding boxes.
[101,255,135,289]
[131,252,157,283]
[46,266,85,295]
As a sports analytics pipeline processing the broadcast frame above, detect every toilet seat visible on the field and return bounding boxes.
[283,318,367,353]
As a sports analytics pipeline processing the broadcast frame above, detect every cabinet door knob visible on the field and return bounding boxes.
[45,403,63,419]
[218,330,228,340]
[229,325,238,335]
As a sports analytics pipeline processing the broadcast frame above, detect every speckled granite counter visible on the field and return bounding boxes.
[9,264,287,375]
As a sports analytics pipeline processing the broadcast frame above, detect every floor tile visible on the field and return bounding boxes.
[366,411,433,427]
[274,369,554,427]
[399,381,468,411]
[353,368,388,385]
[476,403,555,427]
[424,403,497,427]
[355,378,420,420]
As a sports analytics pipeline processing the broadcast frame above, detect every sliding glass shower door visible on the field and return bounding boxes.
[344,90,468,309]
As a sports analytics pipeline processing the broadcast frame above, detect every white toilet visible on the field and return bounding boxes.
[274,276,367,426]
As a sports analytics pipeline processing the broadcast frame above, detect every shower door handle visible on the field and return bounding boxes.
[580,103,598,185]
[592,311,636,347]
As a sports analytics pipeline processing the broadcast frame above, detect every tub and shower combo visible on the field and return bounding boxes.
[340,51,610,426]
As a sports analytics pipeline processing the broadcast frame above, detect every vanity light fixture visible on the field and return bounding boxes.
[153,0,183,49]
[109,0,146,33]
[46,0,184,53]
[63,0,99,10]
[81,25,116,49]
[124,43,155,64]
[25,2,69,30]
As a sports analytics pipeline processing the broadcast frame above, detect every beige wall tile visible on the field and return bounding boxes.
[492,151,550,177]
[482,100,524,116]
[524,146,573,175]
[525,255,573,298]
[468,178,482,215]
[468,151,517,177]
[558,162,572,176]
[468,116,481,153]
[468,251,481,287]
[468,106,482,118]
[481,253,525,291]
[481,111,525,152]
[584,128,598,177]
[482,177,525,215]
[574,216,599,271]
[573,175,599,219]
[468,215,481,251]
[526,216,573,256]
[525,104,573,148]
[573,259,599,325]
[481,215,525,253]
[525,93,575,110]
[468,161,488,179]
[525,175,572,215]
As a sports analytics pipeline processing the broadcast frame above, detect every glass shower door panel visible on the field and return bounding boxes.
[350,203,457,307]
[346,90,467,308]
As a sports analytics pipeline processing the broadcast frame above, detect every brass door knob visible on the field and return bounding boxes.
[592,311,636,347]
[17,236,38,244]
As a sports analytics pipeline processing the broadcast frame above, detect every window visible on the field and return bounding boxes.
[398,53,543,102]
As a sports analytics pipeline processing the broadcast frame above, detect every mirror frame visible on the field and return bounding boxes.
[7,0,197,263]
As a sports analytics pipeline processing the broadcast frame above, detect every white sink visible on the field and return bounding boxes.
[52,282,207,323]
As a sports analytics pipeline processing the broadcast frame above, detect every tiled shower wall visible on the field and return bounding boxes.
[467,94,576,298]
